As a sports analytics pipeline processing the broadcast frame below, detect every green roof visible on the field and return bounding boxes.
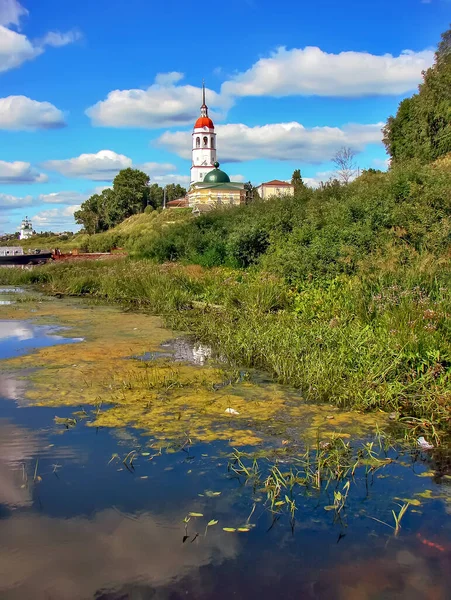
[203,162,230,184]
[194,182,243,190]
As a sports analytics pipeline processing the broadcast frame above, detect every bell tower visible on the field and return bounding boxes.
[190,81,217,184]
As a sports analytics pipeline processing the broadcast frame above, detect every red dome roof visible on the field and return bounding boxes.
[194,116,214,129]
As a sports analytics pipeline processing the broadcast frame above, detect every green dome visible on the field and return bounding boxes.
[203,162,230,184]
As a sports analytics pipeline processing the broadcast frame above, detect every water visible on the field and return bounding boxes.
[0,287,450,600]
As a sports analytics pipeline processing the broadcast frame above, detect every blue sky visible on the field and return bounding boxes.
[0,0,449,232]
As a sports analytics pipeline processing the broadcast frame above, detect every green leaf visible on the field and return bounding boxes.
[223,527,236,532]
[188,512,204,517]
[207,519,219,527]
[324,505,336,511]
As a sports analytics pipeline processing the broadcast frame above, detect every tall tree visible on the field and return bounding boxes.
[332,147,357,184]
[291,169,306,193]
[74,189,111,234]
[108,168,151,226]
[384,25,451,163]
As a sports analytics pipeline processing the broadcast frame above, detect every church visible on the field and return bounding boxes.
[187,84,246,211]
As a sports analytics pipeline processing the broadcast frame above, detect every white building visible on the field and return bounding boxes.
[187,84,245,210]
[190,82,217,184]
[19,217,33,240]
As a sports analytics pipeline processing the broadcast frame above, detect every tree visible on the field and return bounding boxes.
[244,181,259,204]
[74,189,111,234]
[332,147,357,184]
[384,25,451,163]
[109,168,151,225]
[291,169,306,193]
[148,184,164,208]
[165,184,187,202]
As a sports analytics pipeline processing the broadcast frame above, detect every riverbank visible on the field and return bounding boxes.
[1,257,449,439]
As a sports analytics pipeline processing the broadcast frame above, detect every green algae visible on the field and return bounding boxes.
[0,297,387,447]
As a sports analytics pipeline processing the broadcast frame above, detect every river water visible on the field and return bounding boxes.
[0,287,450,599]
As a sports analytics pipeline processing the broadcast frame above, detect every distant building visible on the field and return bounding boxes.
[188,162,245,210]
[256,180,294,200]
[19,217,33,240]
[166,197,189,208]
[190,82,217,185]
[187,84,245,211]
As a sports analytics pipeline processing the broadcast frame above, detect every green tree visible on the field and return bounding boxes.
[108,168,151,226]
[384,25,451,163]
[291,169,306,193]
[165,184,187,202]
[149,183,164,208]
[74,189,111,234]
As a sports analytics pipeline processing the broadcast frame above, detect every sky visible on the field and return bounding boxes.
[0,0,450,233]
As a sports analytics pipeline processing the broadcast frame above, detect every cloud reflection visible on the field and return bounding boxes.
[0,508,238,599]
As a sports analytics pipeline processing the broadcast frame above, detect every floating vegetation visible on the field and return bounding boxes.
[0,297,386,448]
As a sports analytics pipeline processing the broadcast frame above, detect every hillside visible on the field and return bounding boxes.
[1,208,192,254]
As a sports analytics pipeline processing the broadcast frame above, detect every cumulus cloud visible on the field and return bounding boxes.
[139,161,178,175]
[157,121,384,163]
[0,24,41,72]
[135,161,189,186]
[221,46,435,98]
[36,191,90,205]
[0,192,32,209]
[0,95,66,130]
[0,0,28,27]
[31,205,81,231]
[0,2,81,74]
[42,150,132,181]
[86,73,230,128]
[0,160,47,183]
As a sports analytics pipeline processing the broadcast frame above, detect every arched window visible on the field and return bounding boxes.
[211,137,215,149]
[196,137,200,148]
[203,136,208,147]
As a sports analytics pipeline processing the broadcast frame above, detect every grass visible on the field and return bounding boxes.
[0,255,450,436]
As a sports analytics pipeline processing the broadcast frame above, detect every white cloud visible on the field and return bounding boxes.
[36,191,90,205]
[39,30,82,48]
[0,24,41,73]
[0,2,81,74]
[0,0,28,27]
[157,121,384,163]
[31,205,81,232]
[151,173,191,187]
[0,192,32,209]
[0,160,47,183]
[229,174,246,182]
[137,161,189,186]
[86,73,231,128]
[221,46,434,98]
[139,162,177,175]
[0,95,66,130]
[42,150,132,181]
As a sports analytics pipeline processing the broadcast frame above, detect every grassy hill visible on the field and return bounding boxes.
[1,208,192,254]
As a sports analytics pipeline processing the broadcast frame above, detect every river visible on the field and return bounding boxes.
[0,286,450,599]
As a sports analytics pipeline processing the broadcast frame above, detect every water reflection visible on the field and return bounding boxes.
[0,420,39,507]
[0,374,26,402]
[0,321,34,341]
[0,508,238,599]
[0,319,83,359]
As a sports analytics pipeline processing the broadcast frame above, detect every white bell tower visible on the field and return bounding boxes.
[190,82,217,184]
